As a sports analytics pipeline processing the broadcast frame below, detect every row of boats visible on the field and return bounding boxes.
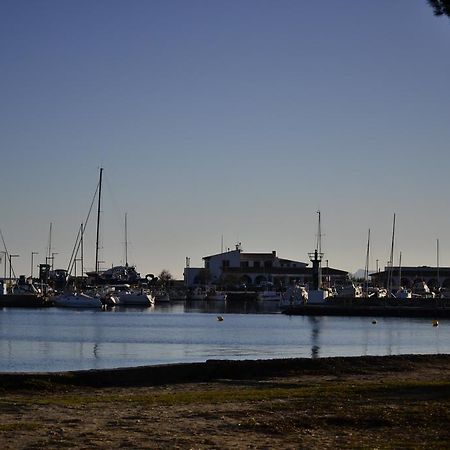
[0,280,171,308]
[2,274,448,309]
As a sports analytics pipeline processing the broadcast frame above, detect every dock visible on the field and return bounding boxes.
[282,297,450,318]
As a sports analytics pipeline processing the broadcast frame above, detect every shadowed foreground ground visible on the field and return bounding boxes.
[0,354,449,449]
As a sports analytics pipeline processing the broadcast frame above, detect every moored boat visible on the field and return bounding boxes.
[52,292,103,308]
[0,278,49,307]
[107,285,154,306]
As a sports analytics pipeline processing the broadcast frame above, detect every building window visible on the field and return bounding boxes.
[253,261,260,269]
[241,261,249,268]
[264,261,272,269]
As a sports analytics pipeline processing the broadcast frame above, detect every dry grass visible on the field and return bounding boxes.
[0,355,449,449]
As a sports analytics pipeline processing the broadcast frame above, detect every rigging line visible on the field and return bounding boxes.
[103,172,125,224]
[66,177,100,275]
[0,228,9,255]
[66,225,82,276]
[103,172,130,265]
[0,228,15,279]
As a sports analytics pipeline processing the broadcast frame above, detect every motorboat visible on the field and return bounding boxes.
[107,285,154,306]
[52,292,103,308]
[281,285,308,305]
[0,278,49,307]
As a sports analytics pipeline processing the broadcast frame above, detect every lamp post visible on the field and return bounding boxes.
[31,252,38,278]
[8,254,19,281]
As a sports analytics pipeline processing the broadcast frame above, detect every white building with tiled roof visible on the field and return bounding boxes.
[184,245,347,289]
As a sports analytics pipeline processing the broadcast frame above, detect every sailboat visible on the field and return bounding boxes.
[53,291,103,308]
[52,170,105,309]
[108,213,154,306]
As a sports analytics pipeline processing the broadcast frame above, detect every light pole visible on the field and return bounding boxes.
[31,252,38,278]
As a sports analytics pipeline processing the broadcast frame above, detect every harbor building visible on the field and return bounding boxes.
[184,245,348,289]
[370,266,450,290]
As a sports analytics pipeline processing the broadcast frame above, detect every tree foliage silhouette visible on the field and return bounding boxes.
[427,0,450,17]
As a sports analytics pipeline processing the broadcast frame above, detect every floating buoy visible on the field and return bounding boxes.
[217,316,224,321]
[372,319,377,324]
[432,320,439,327]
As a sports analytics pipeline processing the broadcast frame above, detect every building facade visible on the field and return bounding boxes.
[370,266,450,290]
[184,247,348,289]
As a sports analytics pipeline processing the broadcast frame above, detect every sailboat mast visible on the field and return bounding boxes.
[125,212,128,267]
[47,222,52,265]
[95,168,103,273]
[364,228,370,297]
[387,213,396,297]
[80,223,84,278]
[437,238,440,290]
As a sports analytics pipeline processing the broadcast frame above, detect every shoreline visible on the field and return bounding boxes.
[1,354,449,448]
[1,353,449,388]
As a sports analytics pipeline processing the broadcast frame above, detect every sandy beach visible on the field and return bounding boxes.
[0,354,449,449]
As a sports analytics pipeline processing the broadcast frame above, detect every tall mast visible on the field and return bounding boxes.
[47,222,52,265]
[95,167,103,273]
[364,228,370,297]
[387,213,396,297]
[437,238,440,290]
[80,223,84,278]
[124,212,128,267]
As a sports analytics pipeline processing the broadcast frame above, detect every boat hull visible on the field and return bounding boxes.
[115,293,154,306]
[53,293,103,308]
[0,294,49,308]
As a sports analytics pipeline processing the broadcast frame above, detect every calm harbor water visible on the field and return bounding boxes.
[0,301,448,373]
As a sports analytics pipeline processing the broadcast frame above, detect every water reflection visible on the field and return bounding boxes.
[0,306,447,372]
[184,299,280,314]
[308,316,322,359]
[93,343,99,359]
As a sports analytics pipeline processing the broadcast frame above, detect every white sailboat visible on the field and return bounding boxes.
[53,291,103,308]
[53,169,105,309]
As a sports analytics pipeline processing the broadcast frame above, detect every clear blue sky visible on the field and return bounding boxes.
[1,0,449,279]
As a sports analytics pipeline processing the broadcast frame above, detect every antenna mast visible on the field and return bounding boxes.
[308,210,324,290]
